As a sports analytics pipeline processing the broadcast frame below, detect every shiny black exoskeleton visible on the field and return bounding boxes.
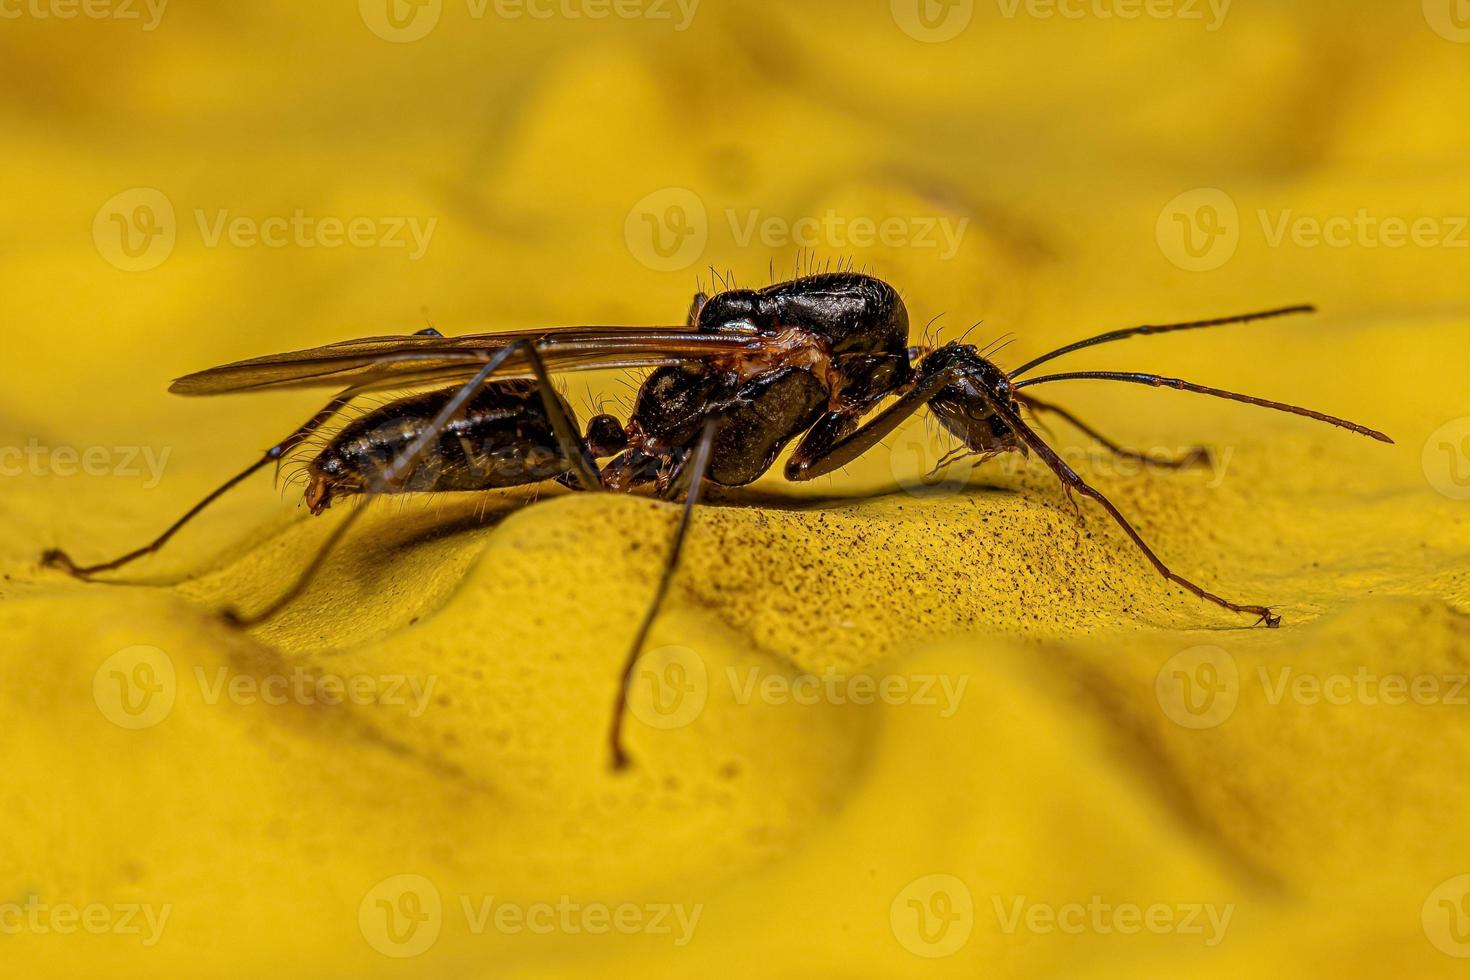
[304,272,1019,509]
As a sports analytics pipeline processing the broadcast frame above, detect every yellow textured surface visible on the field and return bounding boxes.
[3,2,1470,976]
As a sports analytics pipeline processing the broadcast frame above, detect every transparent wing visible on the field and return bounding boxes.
[169,326,774,395]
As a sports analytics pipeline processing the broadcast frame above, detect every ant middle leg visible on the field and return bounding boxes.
[1017,394,1211,470]
[41,386,366,578]
[609,417,717,770]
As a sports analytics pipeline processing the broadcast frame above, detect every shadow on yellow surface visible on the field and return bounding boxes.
[3,1,1470,976]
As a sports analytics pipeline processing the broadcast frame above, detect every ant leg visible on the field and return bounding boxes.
[1017,394,1211,470]
[609,417,717,770]
[221,504,369,627]
[41,388,363,578]
[974,385,1281,627]
[785,368,966,481]
[519,343,603,493]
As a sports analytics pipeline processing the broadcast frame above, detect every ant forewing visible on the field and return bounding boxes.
[42,272,1394,768]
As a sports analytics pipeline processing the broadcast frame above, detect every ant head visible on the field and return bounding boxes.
[921,343,1027,455]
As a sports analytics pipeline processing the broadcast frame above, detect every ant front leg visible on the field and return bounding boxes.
[1017,394,1211,470]
[785,370,964,482]
[42,386,366,578]
[975,386,1281,628]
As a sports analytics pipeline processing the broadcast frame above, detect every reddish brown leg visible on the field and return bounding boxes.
[1017,394,1211,470]
[985,389,1280,627]
[41,388,362,578]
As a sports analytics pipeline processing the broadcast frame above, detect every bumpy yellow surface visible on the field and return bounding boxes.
[4,2,1470,976]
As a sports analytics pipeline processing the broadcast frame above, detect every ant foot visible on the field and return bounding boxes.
[40,548,86,578]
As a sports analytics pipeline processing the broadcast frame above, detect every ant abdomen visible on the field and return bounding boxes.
[305,381,578,513]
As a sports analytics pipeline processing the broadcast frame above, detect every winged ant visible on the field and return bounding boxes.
[42,271,1393,767]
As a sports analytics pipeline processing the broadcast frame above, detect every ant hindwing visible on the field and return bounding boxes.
[43,272,1393,768]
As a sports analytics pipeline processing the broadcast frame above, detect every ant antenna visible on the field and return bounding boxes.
[1008,305,1316,379]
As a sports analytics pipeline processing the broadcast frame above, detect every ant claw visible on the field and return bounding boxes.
[1260,609,1282,629]
[40,549,86,578]
[219,607,248,628]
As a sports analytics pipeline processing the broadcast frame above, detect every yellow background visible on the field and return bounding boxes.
[3,0,1470,975]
